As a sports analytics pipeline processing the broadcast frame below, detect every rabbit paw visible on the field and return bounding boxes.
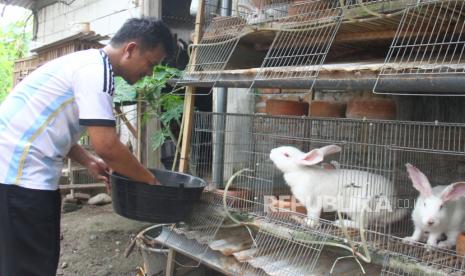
[437,240,454,249]
[304,218,320,228]
[402,236,417,245]
[333,219,358,229]
[424,244,436,252]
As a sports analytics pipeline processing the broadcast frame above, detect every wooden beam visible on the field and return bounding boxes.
[165,248,176,276]
[59,183,106,190]
[179,0,206,173]
[115,105,138,139]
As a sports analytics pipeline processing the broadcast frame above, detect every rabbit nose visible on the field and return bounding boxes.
[427,219,434,226]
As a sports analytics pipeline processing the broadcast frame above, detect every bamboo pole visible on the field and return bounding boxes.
[179,0,206,173]
[115,105,138,139]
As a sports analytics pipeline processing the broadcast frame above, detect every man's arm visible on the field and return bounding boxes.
[86,126,157,185]
[67,144,111,189]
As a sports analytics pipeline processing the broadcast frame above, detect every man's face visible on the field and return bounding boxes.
[119,42,166,85]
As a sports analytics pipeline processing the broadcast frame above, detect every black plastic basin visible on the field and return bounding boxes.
[111,168,207,223]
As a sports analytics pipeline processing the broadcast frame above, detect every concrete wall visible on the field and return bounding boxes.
[35,0,194,45]
[35,0,144,44]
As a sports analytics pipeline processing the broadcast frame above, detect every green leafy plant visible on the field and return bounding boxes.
[114,65,184,151]
[0,19,32,102]
[113,77,137,104]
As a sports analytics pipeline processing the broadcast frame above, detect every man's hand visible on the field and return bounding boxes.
[87,156,111,192]
[148,174,161,185]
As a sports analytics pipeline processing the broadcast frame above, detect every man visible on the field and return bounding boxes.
[0,18,174,275]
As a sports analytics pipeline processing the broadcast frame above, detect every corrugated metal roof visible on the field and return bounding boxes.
[0,0,59,10]
[0,0,35,9]
[30,31,108,53]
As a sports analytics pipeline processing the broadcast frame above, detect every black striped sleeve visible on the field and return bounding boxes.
[79,119,116,127]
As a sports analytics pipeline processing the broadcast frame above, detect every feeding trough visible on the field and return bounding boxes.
[111,168,207,223]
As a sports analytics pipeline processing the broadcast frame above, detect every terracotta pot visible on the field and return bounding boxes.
[250,0,272,8]
[457,233,465,256]
[203,16,246,41]
[309,100,346,118]
[346,98,397,120]
[287,0,336,21]
[266,99,309,116]
[288,0,328,16]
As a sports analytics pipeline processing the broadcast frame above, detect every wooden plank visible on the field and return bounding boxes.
[179,0,206,173]
[179,87,196,173]
[165,248,176,276]
[59,183,106,190]
[136,98,143,162]
[115,105,137,138]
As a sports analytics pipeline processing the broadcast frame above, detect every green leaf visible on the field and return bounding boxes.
[151,128,170,151]
[160,100,183,125]
[0,17,32,103]
[123,65,185,151]
[113,77,137,104]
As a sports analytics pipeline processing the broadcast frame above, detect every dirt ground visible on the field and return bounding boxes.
[57,204,151,276]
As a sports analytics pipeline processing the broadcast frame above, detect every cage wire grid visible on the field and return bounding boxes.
[381,235,465,275]
[248,0,344,93]
[169,0,442,96]
[173,1,247,95]
[239,211,334,276]
[188,111,465,274]
[177,0,418,93]
[207,0,346,93]
[374,0,465,95]
[162,191,237,259]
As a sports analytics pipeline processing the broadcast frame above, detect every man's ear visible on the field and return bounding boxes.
[123,42,137,58]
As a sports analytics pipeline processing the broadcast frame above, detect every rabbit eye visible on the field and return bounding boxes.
[424,203,426,207]
[440,204,444,210]
[284,153,290,158]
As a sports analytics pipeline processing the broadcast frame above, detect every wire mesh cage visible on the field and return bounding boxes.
[161,191,237,259]
[177,0,418,90]
[176,0,248,88]
[381,235,465,275]
[248,0,343,92]
[188,112,465,272]
[240,212,333,275]
[374,0,465,95]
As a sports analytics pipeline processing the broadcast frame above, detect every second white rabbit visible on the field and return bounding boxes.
[403,163,465,249]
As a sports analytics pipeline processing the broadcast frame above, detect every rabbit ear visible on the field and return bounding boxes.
[405,163,432,197]
[319,145,342,156]
[440,182,465,202]
[299,149,324,166]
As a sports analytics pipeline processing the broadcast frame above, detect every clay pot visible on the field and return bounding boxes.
[266,99,309,116]
[250,0,272,8]
[457,232,465,256]
[203,16,246,41]
[287,0,335,20]
[309,100,346,118]
[346,98,397,120]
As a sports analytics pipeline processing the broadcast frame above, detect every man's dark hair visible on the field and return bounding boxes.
[111,18,174,58]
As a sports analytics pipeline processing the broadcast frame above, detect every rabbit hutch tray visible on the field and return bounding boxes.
[175,61,465,94]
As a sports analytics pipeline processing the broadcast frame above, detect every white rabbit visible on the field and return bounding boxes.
[269,145,407,228]
[402,163,465,249]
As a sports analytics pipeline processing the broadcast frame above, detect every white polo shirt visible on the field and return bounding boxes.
[0,49,115,190]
